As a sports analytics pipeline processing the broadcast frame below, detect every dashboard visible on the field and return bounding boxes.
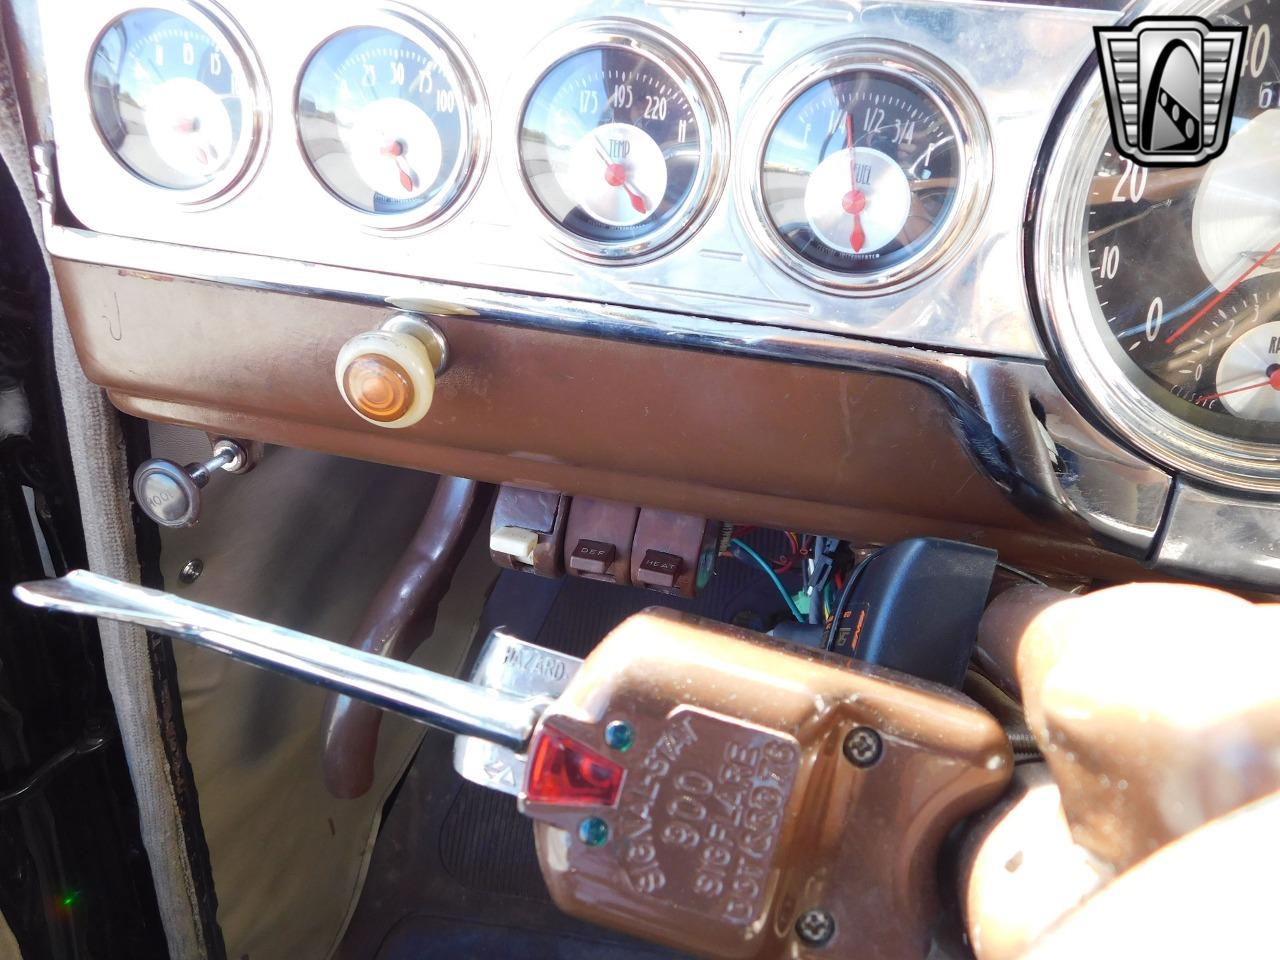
[13,0,1280,590]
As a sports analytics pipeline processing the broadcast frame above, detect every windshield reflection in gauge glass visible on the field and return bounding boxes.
[760,68,962,284]
[1084,0,1280,440]
[297,23,472,222]
[518,43,713,255]
[89,7,253,191]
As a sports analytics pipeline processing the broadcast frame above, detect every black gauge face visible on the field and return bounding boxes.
[518,45,709,249]
[88,8,252,191]
[1084,0,1280,441]
[760,69,962,279]
[297,24,471,220]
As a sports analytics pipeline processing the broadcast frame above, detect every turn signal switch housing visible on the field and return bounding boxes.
[335,314,448,429]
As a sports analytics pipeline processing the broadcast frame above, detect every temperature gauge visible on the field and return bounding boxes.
[517,24,726,261]
[296,11,484,230]
[88,4,263,200]
[745,43,988,293]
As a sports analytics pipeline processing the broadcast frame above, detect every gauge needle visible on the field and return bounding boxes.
[1165,236,1280,344]
[593,142,648,215]
[380,140,419,193]
[1197,369,1280,404]
[844,113,866,253]
[173,117,216,166]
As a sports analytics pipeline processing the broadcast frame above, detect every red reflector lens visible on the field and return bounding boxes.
[525,729,625,807]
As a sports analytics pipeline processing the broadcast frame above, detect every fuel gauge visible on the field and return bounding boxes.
[744,42,989,293]
[517,23,727,262]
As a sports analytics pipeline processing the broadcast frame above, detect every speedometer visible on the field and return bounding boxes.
[1037,0,1280,490]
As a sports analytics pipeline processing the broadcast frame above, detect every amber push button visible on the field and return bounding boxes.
[335,314,447,429]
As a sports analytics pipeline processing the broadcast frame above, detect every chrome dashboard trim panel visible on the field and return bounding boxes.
[1155,480,1280,590]
[33,141,1172,558]
[37,0,1115,357]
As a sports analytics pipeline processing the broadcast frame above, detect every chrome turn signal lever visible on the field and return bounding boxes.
[15,571,1010,960]
[133,439,254,528]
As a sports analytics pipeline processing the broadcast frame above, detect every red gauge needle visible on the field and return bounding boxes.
[594,143,648,215]
[1165,236,1280,344]
[380,140,418,193]
[1197,367,1280,404]
[843,113,867,253]
[172,118,215,166]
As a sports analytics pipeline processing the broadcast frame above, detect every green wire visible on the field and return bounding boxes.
[730,538,803,622]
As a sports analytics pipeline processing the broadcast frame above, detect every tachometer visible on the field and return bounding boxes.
[743,42,989,293]
[516,23,727,262]
[88,4,263,201]
[296,10,485,230]
[1037,0,1280,489]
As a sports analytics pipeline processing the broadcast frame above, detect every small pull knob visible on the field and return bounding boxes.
[133,439,247,528]
[336,314,447,429]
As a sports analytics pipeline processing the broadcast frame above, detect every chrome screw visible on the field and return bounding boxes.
[843,726,883,767]
[178,559,204,585]
[795,908,835,946]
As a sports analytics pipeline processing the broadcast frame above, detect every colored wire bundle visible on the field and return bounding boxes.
[730,538,804,622]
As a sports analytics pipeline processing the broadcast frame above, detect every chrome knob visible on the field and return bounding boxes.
[133,439,247,528]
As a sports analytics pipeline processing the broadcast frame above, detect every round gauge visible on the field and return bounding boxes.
[87,4,263,199]
[517,23,727,261]
[1038,0,1280,489]
[296,12,484,229]
[746,43,988,293]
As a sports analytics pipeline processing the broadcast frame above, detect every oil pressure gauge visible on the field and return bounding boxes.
[517,22,727,262]
[88,3,264,203]
[296,8,485,230]
[744,42,989,293]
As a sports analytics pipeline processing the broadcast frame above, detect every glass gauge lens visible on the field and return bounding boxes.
[518,44,713,254]
[1083,0,1280,442]
[297,23,473,221]
[760,69,962,281]
[88,7,254,191]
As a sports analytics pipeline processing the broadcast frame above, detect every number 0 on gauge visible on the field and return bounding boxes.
[517,22,727,262]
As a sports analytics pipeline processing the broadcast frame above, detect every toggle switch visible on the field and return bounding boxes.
[489,486,570,577]
[336,313,447,429]
[133,438,251,528]
[630,508,719,597]
[562,498,638,585]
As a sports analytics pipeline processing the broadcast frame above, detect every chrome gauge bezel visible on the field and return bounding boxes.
[85,0,269,208]
[511,19,729,265]
[739,39,991,296]
[1034,9,1280,493]
[293,3,488,235]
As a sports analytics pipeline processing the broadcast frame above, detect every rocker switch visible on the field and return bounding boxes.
[569,539,616,576]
